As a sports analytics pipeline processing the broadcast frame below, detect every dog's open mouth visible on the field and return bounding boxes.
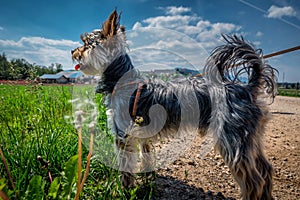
[72,60,99,75]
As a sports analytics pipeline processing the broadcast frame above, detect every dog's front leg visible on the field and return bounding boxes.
[140,141,155,172]
[115,137,138,187]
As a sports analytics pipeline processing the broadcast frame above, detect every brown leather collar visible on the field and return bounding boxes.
[132,82,144,119]
[112,81,145,119]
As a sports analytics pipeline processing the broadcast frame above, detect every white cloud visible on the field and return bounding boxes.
[255,31,263,37]
[142,15,200,29]
[127,27,209,71]
[22,37,80,47]
[0,36,81,68]
[196,20,211,30]
[134,8,239,48]
[0,39,23,47]
[0,36,80,48]
[212,23,238,33]
[164,6,191,16]
[253,41,261,46]
[132,22,142,30]
[195,22,241,48]
[128,6,241,71]
[266,5,297,19]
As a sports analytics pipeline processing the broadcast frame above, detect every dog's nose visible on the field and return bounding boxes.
[71,49,75,55]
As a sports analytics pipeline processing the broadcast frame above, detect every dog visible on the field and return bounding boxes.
[72,10,277,200]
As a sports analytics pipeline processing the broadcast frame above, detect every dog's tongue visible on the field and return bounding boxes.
[74,64,80,71]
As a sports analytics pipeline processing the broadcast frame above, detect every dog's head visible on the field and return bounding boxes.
[71,10,127,76]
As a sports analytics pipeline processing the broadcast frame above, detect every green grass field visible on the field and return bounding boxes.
[0,84,152,199]
[277,88,300,97]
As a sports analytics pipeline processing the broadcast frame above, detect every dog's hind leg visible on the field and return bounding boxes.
[115,137,138,187]
[216,130,273,200]
[255,148,273,199]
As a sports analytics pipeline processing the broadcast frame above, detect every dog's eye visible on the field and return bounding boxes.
[87,40,93,45]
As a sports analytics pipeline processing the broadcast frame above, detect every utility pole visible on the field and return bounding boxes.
[282,72,285,88]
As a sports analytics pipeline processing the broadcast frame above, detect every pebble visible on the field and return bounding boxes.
[217,191,225,198]
[229,182,236,188]
[188,161,196,166]
[207,190,213,195]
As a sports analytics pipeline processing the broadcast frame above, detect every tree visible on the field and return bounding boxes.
[0,52,64,80]
[0,53,10,79]
[56,63,63,73]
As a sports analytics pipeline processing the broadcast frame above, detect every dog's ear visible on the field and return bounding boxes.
[102,9,121,38]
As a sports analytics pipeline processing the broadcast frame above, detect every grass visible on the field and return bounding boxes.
[278,88,300,97]
[0,85,77,195]
[0,84,153,199]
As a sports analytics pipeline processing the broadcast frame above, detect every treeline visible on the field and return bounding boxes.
[0,52,63,80]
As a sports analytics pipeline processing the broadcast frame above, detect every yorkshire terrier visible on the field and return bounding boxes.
[72,10,277,200]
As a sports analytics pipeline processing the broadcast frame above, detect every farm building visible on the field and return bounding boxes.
[39,70,85,83]
[39,70,85,84]
[56,70,84,83]
[39,74,68,84]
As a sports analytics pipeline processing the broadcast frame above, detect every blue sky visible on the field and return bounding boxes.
[0,0,299,82]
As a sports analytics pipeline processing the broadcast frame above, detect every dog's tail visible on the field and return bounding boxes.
[204,34,277,100]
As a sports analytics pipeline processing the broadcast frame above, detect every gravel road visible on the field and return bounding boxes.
[153,96,300,200]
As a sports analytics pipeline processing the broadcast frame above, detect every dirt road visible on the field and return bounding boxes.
[154,96,300,199]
